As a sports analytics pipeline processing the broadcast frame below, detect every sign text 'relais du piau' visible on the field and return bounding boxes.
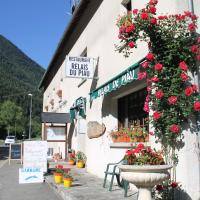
[66,56,94,79]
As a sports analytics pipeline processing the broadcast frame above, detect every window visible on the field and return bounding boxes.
[122,0,132,12]
[118,88,147,129]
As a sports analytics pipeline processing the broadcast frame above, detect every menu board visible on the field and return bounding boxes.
[9,143,22,164]
[23,141,47,172]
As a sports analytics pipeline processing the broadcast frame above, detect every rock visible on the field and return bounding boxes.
[87,121,106,139]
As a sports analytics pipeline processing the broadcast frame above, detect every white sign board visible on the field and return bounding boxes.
[19,167,43,184]
[47,127,66,141]
[23,141,47,172]
[78,118,87,134]
[66,56,94,79]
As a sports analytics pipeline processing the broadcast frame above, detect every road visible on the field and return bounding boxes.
[0,146,62,200]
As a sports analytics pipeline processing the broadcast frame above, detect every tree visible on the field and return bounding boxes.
[0,100,24,136]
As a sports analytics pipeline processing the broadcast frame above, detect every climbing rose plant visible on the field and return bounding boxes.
[116,0,200,154]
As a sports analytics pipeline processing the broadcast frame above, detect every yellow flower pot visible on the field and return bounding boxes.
[77,161,85,168]
[54,173,63,184]
[63,178,73,188]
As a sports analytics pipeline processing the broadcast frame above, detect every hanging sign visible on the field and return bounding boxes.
[65,56,94,79]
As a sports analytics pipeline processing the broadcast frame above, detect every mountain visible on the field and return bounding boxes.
[0,35,45,138]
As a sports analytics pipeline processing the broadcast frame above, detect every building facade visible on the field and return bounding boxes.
[39,0,200,199]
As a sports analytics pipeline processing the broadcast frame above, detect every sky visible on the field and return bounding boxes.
[0,0,72,69]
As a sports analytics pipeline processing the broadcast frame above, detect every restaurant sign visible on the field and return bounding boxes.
[66,56,94,79]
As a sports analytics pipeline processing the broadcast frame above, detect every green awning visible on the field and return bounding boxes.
[89,58,145,101]
[70,97,86,122]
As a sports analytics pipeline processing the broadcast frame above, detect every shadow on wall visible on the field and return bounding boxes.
[174,189,192,200]
[68,122,75,150]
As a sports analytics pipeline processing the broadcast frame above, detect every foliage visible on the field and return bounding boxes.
[124,143,165,165]
[63,171,73,179]
[55,165,64,174]
[0,35,45,138]
[116,0,200,155]
[75,151,87,163]
[152,180,182,200]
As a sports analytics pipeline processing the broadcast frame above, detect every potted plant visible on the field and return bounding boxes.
[68,150,76,165]
[63,171,73,188]
[75,151,87,168]
[54,165,64,184]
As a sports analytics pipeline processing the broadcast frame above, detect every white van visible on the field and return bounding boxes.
[4,136,15,145]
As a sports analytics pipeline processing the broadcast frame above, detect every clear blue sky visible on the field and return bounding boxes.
[0,0,72,69]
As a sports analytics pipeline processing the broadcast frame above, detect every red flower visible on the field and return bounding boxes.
[188,23,196,31]
[158,15,168,20]
[197,54,200,61]
[56,165,63,169]
[168,96,177,105]
[179,61,188,71]
[191,14,197,20]
[141,12,149,20]
[149,131,154,136]
[181,73,189,81]
[149,0,158,5]
[191,45,198,53]
[137,71,147,80]
[150,17,157,25]
[153,111,161,120]
[128,41,135,48]
[169,124,180,134]
[151,76,159,82]
[184,87,193,96]
[184,11,192,17]
[132,9,138,14]
[147,86,151,92]
[194,101,200,111]
[126,24,135,33]
[146,53,155,61]
[126,150,132,156]
[156,184,164,191]
[192,84,198,92]
[137,143,145,149]
[144,102,149,112]
[154,63,163,71]
[171,182,178,188]
[149,6,156,14]
[142,61,149,69]
[155,90,164,99]
[198,37,200,44]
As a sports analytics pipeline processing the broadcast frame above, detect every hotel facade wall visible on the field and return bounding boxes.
[42,0,200,199]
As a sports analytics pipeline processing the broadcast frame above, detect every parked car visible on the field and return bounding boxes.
[4,136,15,145]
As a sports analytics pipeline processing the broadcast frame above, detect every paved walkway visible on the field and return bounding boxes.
[0,161,62,200]
[45,162,138,200]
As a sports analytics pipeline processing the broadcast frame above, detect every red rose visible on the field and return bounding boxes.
[191,14,197,20]
[132,9,138,14]
[156,184,164,191]
[184,11,192,17]
[184,87,193,96]
[171,182,178,188]
[153,111,161,120]
[137,71,147,80]
[149,6,156,14]
[144,103,149,112]
[150,17,157,25]
[126,150,132,156]
[146,53,155,61]
[149,0,158,5]
[197,54,200,61]
[137,143,145,149]
[141,12,149,20]
[126,24,135,33]
[194,101,200,111]
[142,61,149,69]
[169,124,180,134]
[181,73,189,81]
[151,76,159,82]
[155,90,164,99]
[128,41,135,48]
[179,61,188,71]
[198,37,200,44]
[192,84,198,92]
[154,63,163,71]
[147,86,151,92]
[168,96,177,105]
[188,23,196,31]
[191,45,198,53]
[158,15,168,20]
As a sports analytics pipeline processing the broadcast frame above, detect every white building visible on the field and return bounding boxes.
[39,0,200,199]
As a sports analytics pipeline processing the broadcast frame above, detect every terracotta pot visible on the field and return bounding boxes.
[68,160,75,165]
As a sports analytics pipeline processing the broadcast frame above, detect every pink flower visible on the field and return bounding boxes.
[194,101,200,111]
[192,84,198,92]
[146,53,155,61]
[147,86,151,92]
[126,24,135,33]
[128,41,135,48]
[142,61,149,69]
[141,12,149,20]
[151,76,159,82]
[168,96,177,105]
[154,63,163,71]
[155,90,164,99]
[191,45,198,53]
[153,111,161,120]
[179,61,188,71]
[184,11,192,17]
[144,103,149,113]
[171,182,178,188]
[181,73,189,81]
[191,14,197,20]
[150,17,157,25]
[169,124,180,134]
[149,131,154,136]
[132,9,138,14]
[184,87,193,96]
[188,23,196,31]
[149,0,158,5]
[149,6,156,14]
[137,71,147,80]
[198,37,200,44]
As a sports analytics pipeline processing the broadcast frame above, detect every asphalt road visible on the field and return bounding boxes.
[0,147,62,200]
